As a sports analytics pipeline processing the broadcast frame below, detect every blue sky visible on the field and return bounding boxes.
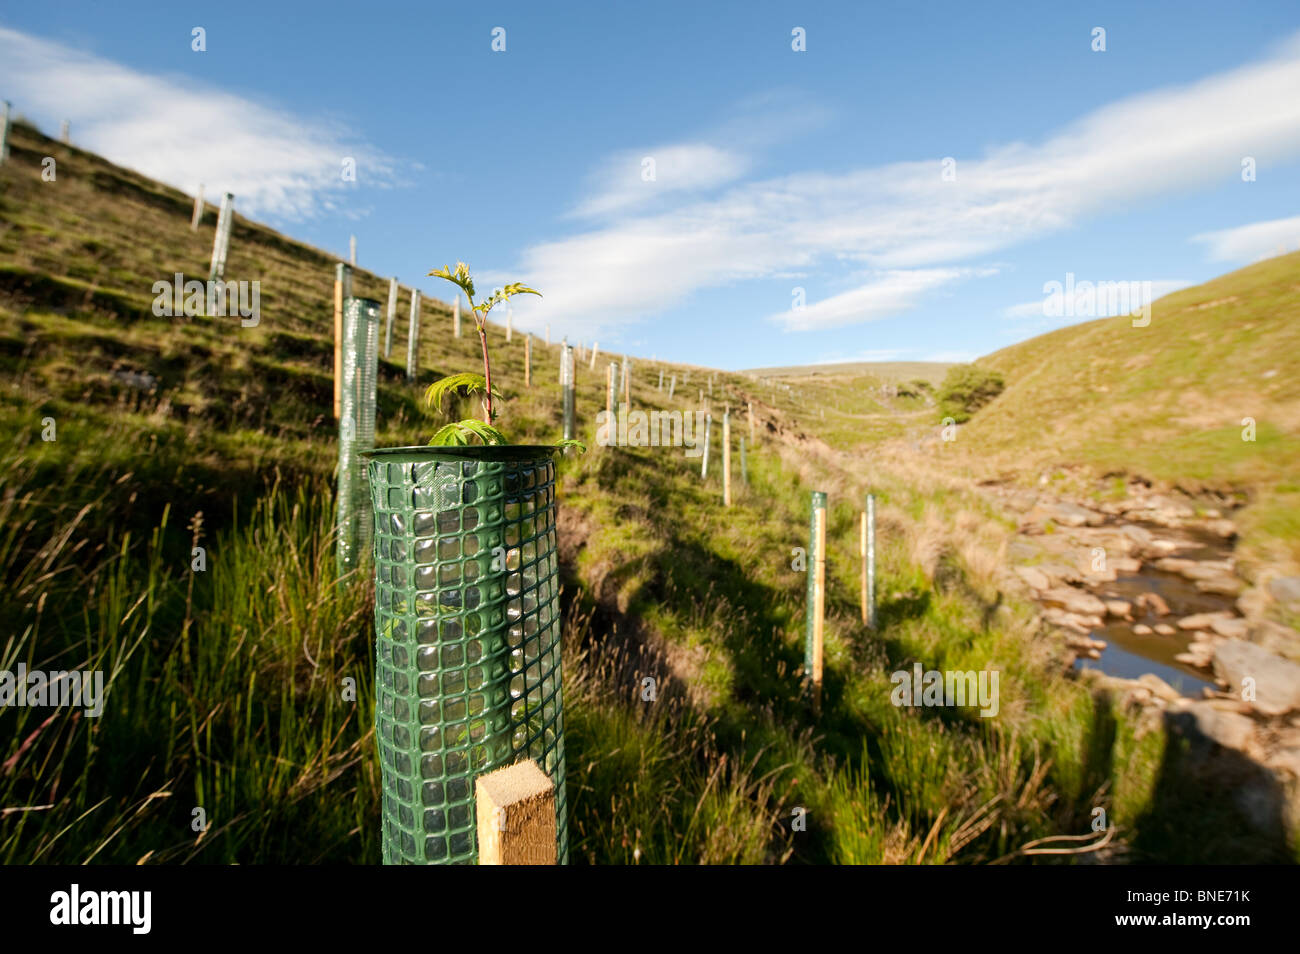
[3,1,1299,368]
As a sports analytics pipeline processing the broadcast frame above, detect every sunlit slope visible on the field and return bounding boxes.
[967,253,1300,564]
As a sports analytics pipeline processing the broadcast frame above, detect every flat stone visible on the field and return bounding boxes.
[1212,641,1300,716]
[1136,592,1172,616]
[1105,599,1133,619]
[1154,623,1178,636]
[1137,673,1183,703]
[1133,623,1153,635]
[1195,576,1243,597]
[1155,557,1196,574]
[1178,611,1234,631]
[1014,566,1050,591]
[1181,701,1256,750]
[1041,587,1108,617]
[1269,576,1300,611]
[1209,616,1250,640]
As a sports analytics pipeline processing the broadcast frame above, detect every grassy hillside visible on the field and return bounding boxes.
[1,119,1291,864]
[964,257,1300,571]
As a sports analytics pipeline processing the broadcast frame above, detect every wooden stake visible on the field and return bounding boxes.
[524,335,531,387]
[452,296,460,338]
[866,494,877,630]
[606,363,614,420]
[748,401,755,443]
[349,234,357,266]
[475,759,557,865]
[590,341,599,370]
[190,184,204,231]
[812,505,826,716]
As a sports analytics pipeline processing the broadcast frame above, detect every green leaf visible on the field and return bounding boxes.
[428,261,475,301]
[554,438,587,454]
[424,372,501,412]
[428,419,510,446]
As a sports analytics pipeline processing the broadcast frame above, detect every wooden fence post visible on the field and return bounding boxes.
[748,401,755,443]
[590,341,599,370]
[452,296,460,338]
[190,184,204,231]
[0,101,10,165]
[701,414,712,479]
[506,307,513,342]
[524,334,531,387]
[349,234,357,266]
[740,437,748,485]
[475,759,557,865]
[606,363,614,421]
[668,374,676,400]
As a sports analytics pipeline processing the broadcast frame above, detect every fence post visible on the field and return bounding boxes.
[722,407,732,506]
[805,492,827,715]
[621,358,631,405]
[190,184,204,231]
[668,374,676,401]
[740,437,748,485]
[749,401,755,443]
[349,234,357,266]
[562,346,575,441]
[406,289,421,381]
[506,307,513,342]
[384,278,398,358]
[209,192,234,281]
[452,295,460,338]
[590,341,599,370]
[606,362,615,420]
[701,414,712,479]
[865,494,877,630]
[0,101,10,164]
[658,368,664,392]
[524,334,531,387]
[475,759,557,865]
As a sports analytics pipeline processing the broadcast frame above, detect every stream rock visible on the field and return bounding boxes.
[1212,641,1300,716]
[1269,576,1300,612]
[1178,611,1235,631]
[1041,587,1108,618]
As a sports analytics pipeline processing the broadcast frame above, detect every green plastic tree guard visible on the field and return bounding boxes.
[364,445,568,864]
[804,491,827,680]
[337,297,380,575]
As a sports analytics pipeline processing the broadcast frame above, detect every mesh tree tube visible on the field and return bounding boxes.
[804,491,827,680]
[337,297,380,574]
[365,446,568,864]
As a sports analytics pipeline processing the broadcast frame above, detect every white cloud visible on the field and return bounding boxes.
[572,144,748,219]
[775,268,997,332]
[1191,214,1300,262]
[0,26,405,219]
[509,34,1300,337]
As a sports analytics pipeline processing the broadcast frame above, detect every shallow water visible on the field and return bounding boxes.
[1068,520,1234,697]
